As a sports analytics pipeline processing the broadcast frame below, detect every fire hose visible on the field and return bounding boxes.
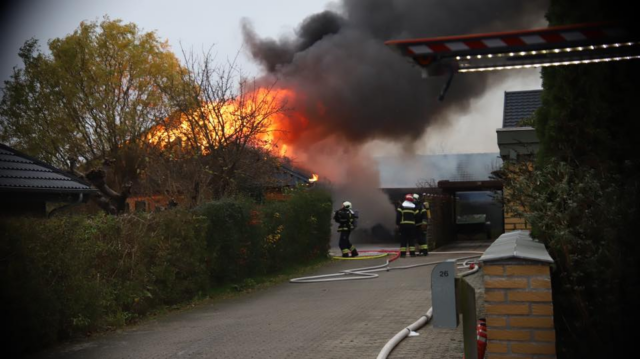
[376,258,480,359]
[289,251,481,283]
[288,251,483,358]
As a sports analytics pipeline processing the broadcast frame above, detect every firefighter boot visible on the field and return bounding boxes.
[351,248,359,257]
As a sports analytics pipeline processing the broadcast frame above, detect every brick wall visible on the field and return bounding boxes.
[503,212,532,232]
[483,261,556,358]
[501,161,534,233]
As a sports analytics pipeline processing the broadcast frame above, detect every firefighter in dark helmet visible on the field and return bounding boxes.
[334,201,359,258]
[396,194,422,257]
[413,193,431,256]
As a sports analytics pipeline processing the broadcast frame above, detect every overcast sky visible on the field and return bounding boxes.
[0,0,543,155]
[0,0,337,82]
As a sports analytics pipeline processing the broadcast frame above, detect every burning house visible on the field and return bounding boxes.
[124,1,550,240]
[124,87,319,211]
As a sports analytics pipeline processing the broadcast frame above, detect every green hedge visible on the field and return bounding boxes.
[197,188,333,283]
[0,187,332,356]
[259,188,333,271]
[0,210,209,356]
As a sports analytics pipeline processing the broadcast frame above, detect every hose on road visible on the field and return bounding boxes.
[289,251,482,284]
[289,250,483,358]
[376,260,480,359]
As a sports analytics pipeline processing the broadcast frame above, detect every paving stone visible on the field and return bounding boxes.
[34,240,491,359]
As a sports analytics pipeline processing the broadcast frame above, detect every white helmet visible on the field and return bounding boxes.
[342,201,352,209]
[413,193,420,200]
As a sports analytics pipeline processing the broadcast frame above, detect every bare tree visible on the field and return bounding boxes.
[415,178,437,189]
[151,48,288,200]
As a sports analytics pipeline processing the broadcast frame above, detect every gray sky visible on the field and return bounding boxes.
[0,0,543,155]
[0,0,335,83]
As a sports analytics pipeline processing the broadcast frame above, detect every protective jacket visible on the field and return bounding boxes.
[415,200,432,228]
[396,201,421,227]
[396,200,421,257]
[334,208,354,232]
[414,199,431,255]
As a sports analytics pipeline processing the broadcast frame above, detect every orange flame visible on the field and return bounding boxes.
[309,173,319,182]
[147,88,301,156]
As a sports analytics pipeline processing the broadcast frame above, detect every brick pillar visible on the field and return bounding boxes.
[483,260,556,358]
[503,212,532,232]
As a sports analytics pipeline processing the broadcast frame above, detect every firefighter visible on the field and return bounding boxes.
[334,201,359,258]
[413,193,432,256]
[396,194,421,257]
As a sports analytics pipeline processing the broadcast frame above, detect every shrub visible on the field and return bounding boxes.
[278,187,333,264]
[501,158,640,357]
[197,187,333,282]
[0,188,332,356]
[197,198,262,284]
[0,210,207,356]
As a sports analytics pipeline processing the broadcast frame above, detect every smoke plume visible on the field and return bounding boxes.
[242,0,549,145]
[242,0,548,240]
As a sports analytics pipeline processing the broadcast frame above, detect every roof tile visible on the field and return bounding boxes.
[503,90,542,128]
[0,143,96,193]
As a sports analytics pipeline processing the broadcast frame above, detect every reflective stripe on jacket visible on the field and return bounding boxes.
[396,201,419,226]
[334,208,354,231]
[415,201,432,226]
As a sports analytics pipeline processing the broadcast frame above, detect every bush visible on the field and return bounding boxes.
[276,187,333,264]
[197,187,333,282]
[501,158,640,357]
[197,198,261,284]
[0,210,208,356]
[0,187,333,356]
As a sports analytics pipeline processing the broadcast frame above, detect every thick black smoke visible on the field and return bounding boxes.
[242,0,549,145]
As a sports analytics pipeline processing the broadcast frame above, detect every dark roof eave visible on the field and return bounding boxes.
[0,143,94,187]
[0,187,98,195]
[437,180,503,192]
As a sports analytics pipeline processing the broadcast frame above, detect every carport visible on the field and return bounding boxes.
[438,180,504,240]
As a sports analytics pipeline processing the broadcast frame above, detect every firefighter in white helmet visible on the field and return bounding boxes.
[413,193,431,255]
[396,194,421,257]
[333,201,359,258]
